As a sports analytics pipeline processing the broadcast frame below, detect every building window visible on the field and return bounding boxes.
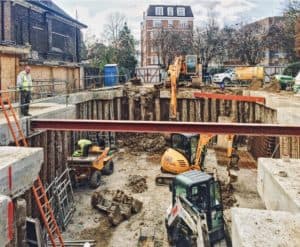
[167,7,174,16]
[155,7,163,16]
[177,7,185,16]
[152,56,159,64]
[153,20,162,28]
[168,20,173,28]
[180,20,188,29]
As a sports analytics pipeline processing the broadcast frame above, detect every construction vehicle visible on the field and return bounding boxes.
[67,140,114,188]
[167,55,202,120]
[156,133,238,186]
[212,66,264,85]
[156,133,213,186]
[166,170,225,246]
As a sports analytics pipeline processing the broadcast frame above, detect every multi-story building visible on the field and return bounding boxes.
[242,16,288,66]
[0,0,87,96]
[296,15,300,58]
[141,5,194,66]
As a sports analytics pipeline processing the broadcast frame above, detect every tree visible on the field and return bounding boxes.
[281,0,300,61]
[103,12,126,47]
[116,23,137,76]
[231,22,267,65]
[193,17,224,72]
[151,26,193,67]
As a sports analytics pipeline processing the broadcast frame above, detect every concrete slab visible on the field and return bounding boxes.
[257,158,300,213]
[231,208,300,247]
[0,147,43,198]
[0,103,75,145]
[0,195,13,246]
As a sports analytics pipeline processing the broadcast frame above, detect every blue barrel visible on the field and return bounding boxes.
[104,64,119,87]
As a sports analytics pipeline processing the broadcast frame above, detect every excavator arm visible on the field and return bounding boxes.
[169,56,183,120]
[194,134,213,170]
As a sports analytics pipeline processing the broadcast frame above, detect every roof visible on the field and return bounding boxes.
[146,5,193,18]
[176,170,212,186]
[27,0,87,28]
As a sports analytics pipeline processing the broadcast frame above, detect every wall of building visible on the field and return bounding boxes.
[296,16,300,58]
[0,53,81,100]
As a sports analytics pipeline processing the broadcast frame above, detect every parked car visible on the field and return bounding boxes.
[212,68,236,84]
[212,66,264,85]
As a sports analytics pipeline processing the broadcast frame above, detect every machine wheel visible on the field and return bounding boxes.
[102,160,114,175]
[89,170,102,188]
[223,78,231,85]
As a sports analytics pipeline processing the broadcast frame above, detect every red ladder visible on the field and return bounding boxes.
[0,95,64,246]
[32,177,65,247]
[0,94,28,146]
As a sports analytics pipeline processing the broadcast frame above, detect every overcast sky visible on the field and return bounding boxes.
[57,0,286,41]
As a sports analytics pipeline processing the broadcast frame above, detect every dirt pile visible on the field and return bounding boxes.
[79,217,113,247]
[220,182,237,209]
[127,175,148,193]
[214,147,257,169]
[91,189,143,226]
[248,79,263,90]
[117,133,167,154]
[263,78,280,92]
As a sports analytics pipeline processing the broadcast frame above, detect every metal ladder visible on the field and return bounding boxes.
[0,95,64,247]
[0,94,28,146]
[32,177,65,247]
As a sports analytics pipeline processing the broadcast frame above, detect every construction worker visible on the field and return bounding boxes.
[17,65,32,116]
[73,139,93,157]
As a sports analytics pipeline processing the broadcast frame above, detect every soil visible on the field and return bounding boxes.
[127,175,148,193]
[262,79,281,92]
[117,133,167,154]
[214,147,257,169]
[64,149,264,246]
[63,152,171,247]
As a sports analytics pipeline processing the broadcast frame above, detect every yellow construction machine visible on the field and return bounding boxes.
[156,133,238,186]
[67,139,115,188]
[167,55,202,120]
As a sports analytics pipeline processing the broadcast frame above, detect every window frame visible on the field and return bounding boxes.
[177,7,185,16]
[155,7,164,16]
[167,7,174,16]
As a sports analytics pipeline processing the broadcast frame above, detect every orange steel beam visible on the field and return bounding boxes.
[194,92,265,104]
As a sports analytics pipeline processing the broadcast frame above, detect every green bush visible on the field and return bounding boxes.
[283,62,300,77]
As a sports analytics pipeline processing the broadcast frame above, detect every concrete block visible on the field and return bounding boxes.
[0,147,43,198]
[257,158,300,213]
[217,116,232,148]
[231,208,300,247]
[0,195,13,246]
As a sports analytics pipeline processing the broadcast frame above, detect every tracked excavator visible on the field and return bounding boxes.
[155,133,237,186]
[167,55,202,120]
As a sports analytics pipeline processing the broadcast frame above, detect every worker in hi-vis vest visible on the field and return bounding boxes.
[17,65,32,116]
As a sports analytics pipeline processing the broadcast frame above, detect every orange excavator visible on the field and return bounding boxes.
[156,133,237,186]
[166,55,202,120]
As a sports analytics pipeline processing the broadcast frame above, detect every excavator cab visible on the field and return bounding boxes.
[161,133,208,174]
[167,170,225,245]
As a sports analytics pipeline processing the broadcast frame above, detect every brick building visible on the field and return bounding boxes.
[141,5,194,66]
[245,16,288,66]
[296,15,300,57]
[0,0,87,95]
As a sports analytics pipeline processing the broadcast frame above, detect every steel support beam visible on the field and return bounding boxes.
[31,119,300,137]
[194,92,266,104]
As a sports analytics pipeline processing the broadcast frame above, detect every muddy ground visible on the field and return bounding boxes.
[63,148,264,246]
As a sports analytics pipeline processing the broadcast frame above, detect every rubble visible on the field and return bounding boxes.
[126,175,148,193]
[91,189,143,226]
[220,182,238,210]
[117,133,167,154]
